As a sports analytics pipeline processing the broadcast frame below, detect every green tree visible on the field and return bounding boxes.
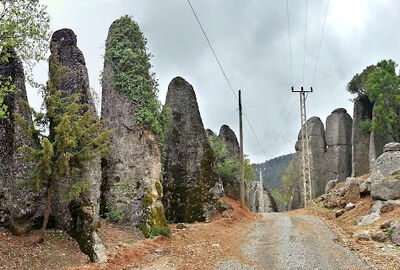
[207,134,238,179]
[243,155,256,184]
[16,55,111,242]
[347,65,376,96]
[271,160,296,210]
[104,15,169,139]
[365,60,400,141]
[0,0,50,118]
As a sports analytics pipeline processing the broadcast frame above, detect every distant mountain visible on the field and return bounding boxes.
[251,153,295,190]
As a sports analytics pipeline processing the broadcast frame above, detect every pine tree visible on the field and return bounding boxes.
[16,54,111,242]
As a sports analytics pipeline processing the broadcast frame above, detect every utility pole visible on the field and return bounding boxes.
[239,90,245,208]
[292,86,313,207]
[259,170,262,186]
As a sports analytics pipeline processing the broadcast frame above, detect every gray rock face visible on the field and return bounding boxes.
[218,125,240,199]
[100,21,166,237]
[325,108,353,182]
[290,109,354,209]
[0,50,38,235]
[351,96,373,177]
[369,103,393,166]
[370,143,400,200]
[163,77,223,223]
[247,181,277,213]
[48,29,106,262]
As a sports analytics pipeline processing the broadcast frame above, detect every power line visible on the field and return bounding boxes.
[311,0,330,86]
[186,0,269,161]
[286,0,293,86]
[302,0,308,86]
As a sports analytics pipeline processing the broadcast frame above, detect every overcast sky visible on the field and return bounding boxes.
[28,0,400,163]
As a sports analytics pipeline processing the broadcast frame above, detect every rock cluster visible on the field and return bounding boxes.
[290,109,353,209]
[0,49,38,235]
[48,29,106,262]
[163,77,223,223]
[247,181,277,213]
[218,125,241,200]
[100,19,167,237]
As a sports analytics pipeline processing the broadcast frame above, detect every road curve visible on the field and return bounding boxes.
[214,212,370,270]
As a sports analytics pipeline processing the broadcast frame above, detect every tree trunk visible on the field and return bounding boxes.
[38,183,52,243]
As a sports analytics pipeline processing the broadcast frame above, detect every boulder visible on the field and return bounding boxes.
[163,77,223,223]
[380,220,395,230]
[354,230,371,241]
[357,200,400,226]
[100,18,168,238]
[48,29,106,262]
[325,180,337,193]
[0,49,38,235]
[359,180,371,195]
[218,125,240,199]
[371,231,387,242]
[345,203,355,211]
[323,180,360,209]
[351,96,373,177]
[370,143,400,200]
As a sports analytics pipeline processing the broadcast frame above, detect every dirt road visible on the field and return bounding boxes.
[214,212,370,270]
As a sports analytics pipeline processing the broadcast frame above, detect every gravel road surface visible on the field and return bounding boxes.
[214,212,370,270]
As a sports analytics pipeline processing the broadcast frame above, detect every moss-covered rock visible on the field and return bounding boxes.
[163,77,224,223]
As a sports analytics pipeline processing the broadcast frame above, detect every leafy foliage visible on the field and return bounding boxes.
[0,0,50,118]
[243,155,256,184]
[347,65,376,96]
[16,53,112,240]
[104,15,169,139]
[271,160,296,211]
[207,134,238,180]
[365,60,400,141]
[0,75,16,119]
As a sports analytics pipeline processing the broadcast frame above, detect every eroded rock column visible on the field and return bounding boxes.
[49,29,106,262]
[163,77,224,223]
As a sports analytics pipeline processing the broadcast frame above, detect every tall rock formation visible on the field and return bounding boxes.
[163,77,224,223]
[218,125,241,199]
[48,29,106,262]
[325,108,353,182]
[100,18,167,238]
[0,50,38,235]
[290,110,353,209]
[352,96,373,176]
[247,181,277,213]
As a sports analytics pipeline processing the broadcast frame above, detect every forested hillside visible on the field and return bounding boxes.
[251,153,295,189]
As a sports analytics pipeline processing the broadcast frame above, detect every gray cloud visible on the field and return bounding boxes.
[29,0,400,163]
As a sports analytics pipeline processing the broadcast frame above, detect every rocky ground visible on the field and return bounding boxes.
[307,196,400,270]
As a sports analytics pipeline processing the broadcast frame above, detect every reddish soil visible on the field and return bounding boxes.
[70,197,259,270]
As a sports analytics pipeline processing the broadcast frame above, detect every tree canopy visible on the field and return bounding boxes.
[365,59,400,141]
[0,0,50,119]
[347,65,376,96]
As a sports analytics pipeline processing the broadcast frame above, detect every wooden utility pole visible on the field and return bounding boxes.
[239,90,245,208]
